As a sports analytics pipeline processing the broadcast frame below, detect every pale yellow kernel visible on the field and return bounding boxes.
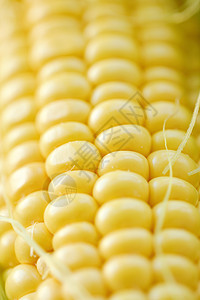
[5,264,41,300]
[95,125,151,157]
[45,141,101,179]
[153,254,198,289]
[36,99,91,134]
[54,243,101,270]
[95,198,152,235]
[97,151,149,180]
[48,170,98,201]
[148,150,200,188]
[35,278,63,300]
[149,177,199,206]
[53,222,100,250]
[99,228,153,259]
[36,72,90,108]
[40,122,94,157]
[103,255,152,292]
[44,193,98,234]
[87,59,142,86]
[89,99,145,135]
[153,200,200,236]
[110,290,147,300]
[14,191,50,227]
[93,171,149,205]
[0,230,18,269]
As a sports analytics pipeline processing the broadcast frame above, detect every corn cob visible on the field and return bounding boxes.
[0,1,199,300]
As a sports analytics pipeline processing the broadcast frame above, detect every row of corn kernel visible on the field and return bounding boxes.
[83,1,153,300]
[0,0,40,280]
[132,1,200,299]
[21,0,104,299]
[0,1,52,299]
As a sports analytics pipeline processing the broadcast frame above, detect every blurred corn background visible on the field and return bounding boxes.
[0,0,200,299]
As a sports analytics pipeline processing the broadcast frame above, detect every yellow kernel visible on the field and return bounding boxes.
[36,99,91,134]
[30,31,84,69]
[40,122,94,157]
[85,33,138,64]
[37,56,86,81]
[143,66,184,85]
[3,122,39,153]
[5,141,43,174]
[84,16,132,40]
[103,255,152,292]
[145,101,192,134]
[152,129,199,162]
[148,283,198,300]
[110,290,147,300]
[36,72,90,108]
[0,207,12,236]
[19,292,36,300]
[5,264,41,300]
[63,268,107,297]
[139,24,182,44]
[29,16,81,43]
[54,243,101,270]
[95,198,152,235]
[95,125,151,156]
[0,51,30,83]
[1,98,36,133]
[153,200,200,236]
[44,193,98,234]
[153,254,198,289]
[98,151,149,179]
[26,1,81,26]
[35,278,63,300]
[15,222,52,264]
[0,73,35,109]
[48,170,98,201]
[45,141,101,179]
[89,99,145,135]
[14,191,50,227]
[53,222,100,250]
[93,171,149,205]
[7,162,49,204]
[148,150,200,188]
[91,81,137,106]
[149,177,199,206]
[141,42,183,69]
[154,229,200,261]
[142,81,183,103]
[87,59,142,86]
[0,230,18,268]
[83,3,126,23]
[99,228,153,259]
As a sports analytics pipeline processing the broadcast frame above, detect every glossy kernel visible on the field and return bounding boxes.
[35,278,63,300]
[149,177,199,206]
[153,200,200,236]
[95,125,151,156]
[48,170,98,201]
[154,229,200,261]
[40,122,94,157]
[36,99,91,134]
[87,59,142,86]
[95,198,152,235]
[148,150,200,188]
[93,171,149,205]
[97,151,149,180]
[44,193,98,234]
[54,242,101,270]
[103,255,152,292]
[53,222,100,250]
[45,141,101,179]
[0,230,18,269]
[99,228,153,259]
[5,264,41,300]
[89,99,145,135]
